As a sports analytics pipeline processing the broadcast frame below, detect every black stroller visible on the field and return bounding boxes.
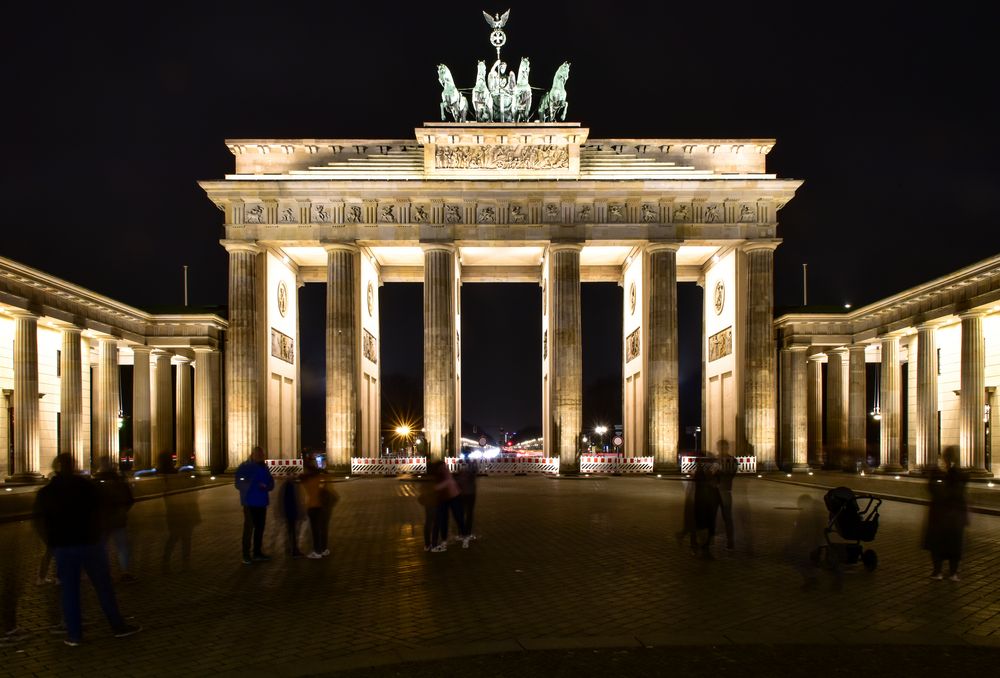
[812,486,882,571]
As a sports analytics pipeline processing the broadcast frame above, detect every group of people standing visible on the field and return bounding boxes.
[677,442,738,559]
[235,446,338,563]
[419,459,478,552]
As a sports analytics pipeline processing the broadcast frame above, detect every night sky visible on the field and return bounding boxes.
[2,2,996,449]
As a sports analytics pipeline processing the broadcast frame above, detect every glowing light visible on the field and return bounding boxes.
[210,476,216,480]
[757,474,762,478]
[808,472,814,476]
[4,488,11,492]
[594,426,608,435]
[894,475,900,480]
[345,475,350,479]
[860,471,866,476]
[656,474,662,478]
[190,475,196,479]
[786,473,792,478]
[987,482,994,488]
[844,303,852,309]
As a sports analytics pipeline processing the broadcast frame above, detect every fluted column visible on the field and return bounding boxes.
[175,357,193,467]
[807,353,824,467]
[790,346,809,470]
[826,348,849,456]
[960,311,986,471]
[647,243,679,471]
[742,243,778,469]
[193,347,221,475]
[423,244,457,462]
[94,337,120,466]
[224,241,262,470]
[153,351,173,459]
[780,348,793,466]
[9,311,41,481]
[325,243,359,469]
[848,345,867,462]
[914,324,939,470]
[879,336,902,471]
[131,346,152,471]
[60,327,85,470]
[548,244,583,472]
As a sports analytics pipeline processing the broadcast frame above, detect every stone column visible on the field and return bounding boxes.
[9,311,41,481]
[960,311,987,471]
[94,337,120,466]
[175,357,193,467]
[780,348,793,466]
[224,241,262,470]
[131,346,152,471]
[789,346,809,470]
[848,345,867,464]
[879,336,902,472]
[153,351,173,461]
[742,243,778,469]
[193,347,222,475]
[914,324,939,470]
[548,243,583,472]
[325,243,359,470]
[807,353,824,467]
[826,347,849,455]
[60,327,85,471]
[647,243,679,471]
[423,244,458,462]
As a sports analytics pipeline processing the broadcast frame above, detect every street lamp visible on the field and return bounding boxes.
[595,425,607,452]
[395,425,412,454]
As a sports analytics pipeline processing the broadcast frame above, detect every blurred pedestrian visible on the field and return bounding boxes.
[786,493,828,590]
[95,457,136,582]
[235,446,275,564]
[716,441,736,551]
[417,474,440,551]
[35,457,59,585]
[924,446,969,581]
[158,452,202,572]
[693,457,721,559]
[455,456,478,546]
[301,456,336,558]
[276,472,305,558]
[33,453,141,646]
[429,460,466,552]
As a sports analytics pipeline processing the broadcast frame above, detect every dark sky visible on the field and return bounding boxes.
[2,2,996,448]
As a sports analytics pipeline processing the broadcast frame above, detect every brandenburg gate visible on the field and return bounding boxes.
[198,14,801,472]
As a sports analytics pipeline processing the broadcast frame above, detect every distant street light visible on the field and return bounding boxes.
[595,425,608,452]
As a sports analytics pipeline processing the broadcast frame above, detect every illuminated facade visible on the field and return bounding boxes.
[775,254,1000,475]
[0,256,225,480]
[200,123,802,471]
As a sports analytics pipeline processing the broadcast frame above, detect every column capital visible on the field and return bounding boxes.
[848,343,868,354]
[131,344,153,355]
[151,348,172,359]
[419,242,456,254]
[191,345,218,354]
[787,345,809,353]
[959,309,988,320]
[322,241,361,254]
[807,351,826,362]
[547,242,583,254]
[741,239,781,254]
[7,308,38,320]
[175,355,193,365]
[644,241,681,255]
[221,239,262,255]
[879,334,900,346]
[829,346,850,357]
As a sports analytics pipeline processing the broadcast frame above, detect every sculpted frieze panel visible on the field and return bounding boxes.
[608,203,625,223]
[411,204,429,223]
[641,204,658,223]
[363,329,378,364]
[434,144,570,170]
[379,204,395,223]
[509,204,527,224]
[739,204,757,222]
[345,205,363,224]
[245,204,265,224]
[312,203,331,223]
[672,204,690,222]
[625,327,641,363]
[576,203,593,222]
[477,204,496,224]
[708,326,732,362]
[279,206,297,224]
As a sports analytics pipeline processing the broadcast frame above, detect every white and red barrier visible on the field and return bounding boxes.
[446,456,560,475]
[579,456,654,474]
[265,459,305,476]
[350,457,427,475]
[679,455,756,474]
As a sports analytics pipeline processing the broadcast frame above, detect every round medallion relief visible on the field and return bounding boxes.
[713,280,725,316]
[277,280,288,317]
[366,281,375,317]
[629,282,637,315]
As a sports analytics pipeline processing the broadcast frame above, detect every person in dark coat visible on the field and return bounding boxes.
[94,457,135,582]
[276,473,304,558]
[693,458,722,559]
[923,446,969,581]
[158,451,202,572]
[234,446,275,564]
[33,453,141,646]
[455,457,478,546]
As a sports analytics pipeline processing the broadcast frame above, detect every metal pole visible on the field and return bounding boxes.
[802,263,808,306]
[183,265,189,307]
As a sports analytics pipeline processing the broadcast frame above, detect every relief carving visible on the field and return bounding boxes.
[445,205,462,223]
[313,204,330,222]
[625,327,640,363]
[412,205,428,222]
[708,327,733,362]
[577,204,592,221]
[641,204,657,223]
[271,328,295,364]
[346,205,362,223]
[543,329,547,360]
[739,204,757,222]
[672,204,689,222]
[363,329,378,364]
[478,206,496,223]
[245,204,264,224]
[545,203,560,220]
[608,204,625,223]
[510,204,526,224]
[704,204,720,223]
[280,207,295,223]
[434,144,570,170]
[380,204,395,222]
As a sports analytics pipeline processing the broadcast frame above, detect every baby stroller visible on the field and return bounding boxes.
[812,486,882,572]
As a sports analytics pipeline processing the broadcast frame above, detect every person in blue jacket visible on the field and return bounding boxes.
[234,446,275,564]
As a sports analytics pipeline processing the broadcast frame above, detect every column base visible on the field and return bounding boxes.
[653,462,680,475]
[5,473,45,484]
[755,460,780,472]
[194,466,215,477]
[789,463,812,473]
[877,464,904,473]
[326,464,351,476]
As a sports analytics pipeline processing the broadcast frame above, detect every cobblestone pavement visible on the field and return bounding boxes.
[1,475,999,677]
